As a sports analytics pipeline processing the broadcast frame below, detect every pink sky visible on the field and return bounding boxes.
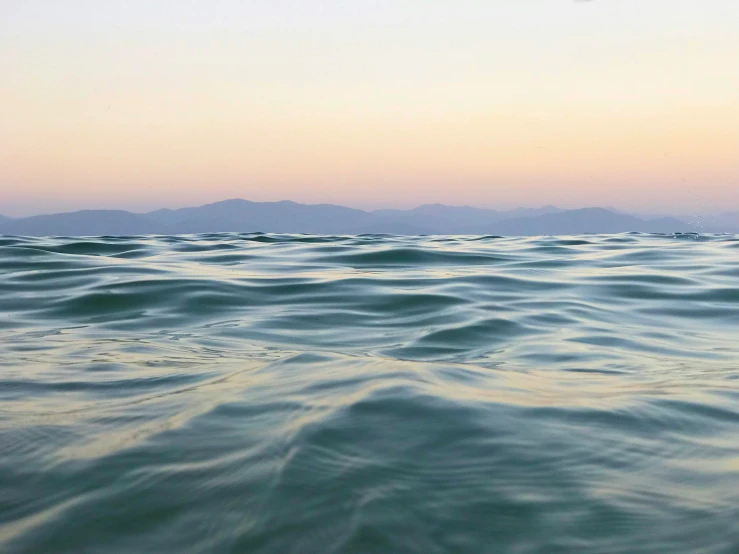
[1,0,738,216]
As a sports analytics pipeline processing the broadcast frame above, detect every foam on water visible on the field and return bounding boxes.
[1,233,738,553]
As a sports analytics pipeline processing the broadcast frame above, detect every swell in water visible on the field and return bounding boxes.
[1,232,738,553]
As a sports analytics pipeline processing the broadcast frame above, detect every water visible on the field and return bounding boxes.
[1,232,738,553]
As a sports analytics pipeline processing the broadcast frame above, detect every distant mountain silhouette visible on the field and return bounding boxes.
[374,204,502,229]
[0,210,170,236]
[478,208,690,236]
[0,199,724,237]
[502,205,565,218]
[143,198,433,235]
[145,199,388,234]
[0,214,11,223]
[373,204,563,233]
[698,211,739,232]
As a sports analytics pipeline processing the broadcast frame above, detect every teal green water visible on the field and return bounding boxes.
[1,233,738,553]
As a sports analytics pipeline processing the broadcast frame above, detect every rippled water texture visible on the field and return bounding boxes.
[1,233,739,553]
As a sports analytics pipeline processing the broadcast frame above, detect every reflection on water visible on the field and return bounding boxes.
[1,233,738,553]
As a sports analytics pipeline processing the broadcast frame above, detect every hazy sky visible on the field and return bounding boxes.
[1,0,738,216]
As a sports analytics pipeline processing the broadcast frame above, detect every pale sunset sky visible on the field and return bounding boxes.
[1,0,737,216]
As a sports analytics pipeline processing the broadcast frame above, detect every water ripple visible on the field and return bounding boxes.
[1,233,738,553]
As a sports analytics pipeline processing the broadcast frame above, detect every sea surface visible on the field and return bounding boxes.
[1,232,738,553]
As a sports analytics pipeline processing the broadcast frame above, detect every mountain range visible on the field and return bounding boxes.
[0,199,736,237]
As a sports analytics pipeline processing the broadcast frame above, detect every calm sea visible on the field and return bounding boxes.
[1,233,738,553]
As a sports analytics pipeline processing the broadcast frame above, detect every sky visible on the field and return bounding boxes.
[1,0,738,217]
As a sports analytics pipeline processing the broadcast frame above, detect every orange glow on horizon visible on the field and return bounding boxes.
[2,0,738,215]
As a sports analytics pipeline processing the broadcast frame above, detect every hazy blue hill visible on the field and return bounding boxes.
[479,208,691,236]
[371,210,462,234]
[704,211,739,231]
[409,204,502,222]
[373,205,502,234]
[2,201,729,237]
[377,204,563,220]
[350,220,434,235]
[503,205,564,219]
[373,204,564,233]
[0,210,172,237]
[144,199,379,234]
[0,214,12,223]
[374,204,500,228]
[143,207,188,227]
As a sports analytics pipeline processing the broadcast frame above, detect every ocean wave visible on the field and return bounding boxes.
[1,233,738,553]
